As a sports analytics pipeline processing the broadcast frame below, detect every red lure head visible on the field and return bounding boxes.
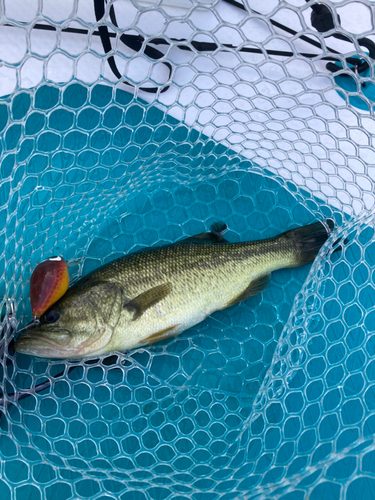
[30,256,69,317]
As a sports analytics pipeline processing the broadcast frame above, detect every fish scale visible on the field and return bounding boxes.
[14,220,334,359]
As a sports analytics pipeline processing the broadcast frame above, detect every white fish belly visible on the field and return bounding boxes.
[110,274,254,352]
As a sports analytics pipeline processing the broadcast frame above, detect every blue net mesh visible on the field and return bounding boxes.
[0,1,375,499]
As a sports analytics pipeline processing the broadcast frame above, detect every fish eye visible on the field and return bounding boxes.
[44,310,60,324]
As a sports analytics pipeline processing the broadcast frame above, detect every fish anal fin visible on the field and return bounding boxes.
[142,324,181,346]
[124,282,172,321]
[226,274,271,308]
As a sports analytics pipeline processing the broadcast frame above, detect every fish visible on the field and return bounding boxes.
[14,220,334,359]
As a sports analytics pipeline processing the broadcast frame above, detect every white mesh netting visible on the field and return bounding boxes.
[0,1,375,499]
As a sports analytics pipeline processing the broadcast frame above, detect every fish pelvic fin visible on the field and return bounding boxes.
[281,219,335,267]
[226,273,271,308]
[124,282,172,321]
[141,324,181,346]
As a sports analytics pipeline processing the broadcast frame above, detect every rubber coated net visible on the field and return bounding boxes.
[0,1,375,499]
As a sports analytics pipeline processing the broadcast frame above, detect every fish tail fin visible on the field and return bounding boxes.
[281,219,335,267]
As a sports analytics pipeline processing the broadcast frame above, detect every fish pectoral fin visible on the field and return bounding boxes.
[226,273,271,308]
[141,324,181,346]
[124,282,172,321]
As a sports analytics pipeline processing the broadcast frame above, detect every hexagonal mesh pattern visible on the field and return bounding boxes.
[0,1,375,499]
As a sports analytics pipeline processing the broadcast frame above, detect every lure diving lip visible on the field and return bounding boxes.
[30,256,69,317]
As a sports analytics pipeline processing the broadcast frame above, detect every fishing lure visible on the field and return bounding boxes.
[30,256,69,319]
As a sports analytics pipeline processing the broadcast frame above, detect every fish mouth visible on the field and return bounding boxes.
[14,326,73,358]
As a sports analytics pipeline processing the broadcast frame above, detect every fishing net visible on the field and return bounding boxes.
[0,0,375,499]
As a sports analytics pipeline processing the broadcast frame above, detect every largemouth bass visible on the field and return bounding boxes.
[15,220,334,359]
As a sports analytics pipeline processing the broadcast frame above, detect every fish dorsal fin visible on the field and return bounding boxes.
[182,221,229,244]
[210,221,227,235]
[226,273,271,308]
[85,281,124,329]
[124,282,172,321]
